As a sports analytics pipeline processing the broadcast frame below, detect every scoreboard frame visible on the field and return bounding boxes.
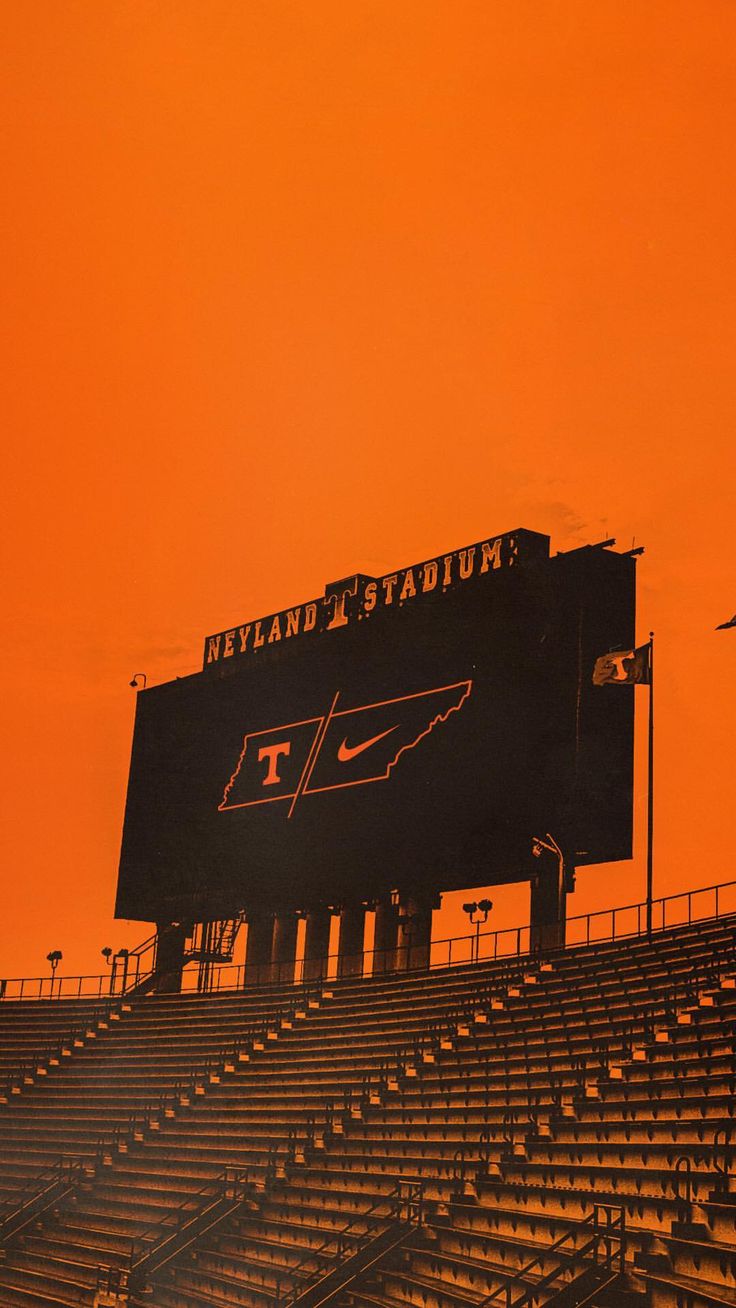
[116,532,637,925]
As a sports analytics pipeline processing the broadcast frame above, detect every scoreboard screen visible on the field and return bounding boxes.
[116,533,636,923]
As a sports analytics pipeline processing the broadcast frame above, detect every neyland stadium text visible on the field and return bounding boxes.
[203,528,549,668]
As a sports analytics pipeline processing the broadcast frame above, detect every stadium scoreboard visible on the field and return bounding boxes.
[116,530,636,923]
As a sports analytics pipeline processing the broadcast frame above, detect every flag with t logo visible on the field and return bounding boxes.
[592,634,655,936]
[592,643,651,686]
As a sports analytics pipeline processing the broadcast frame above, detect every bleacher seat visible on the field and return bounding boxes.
[0,914,733,1308]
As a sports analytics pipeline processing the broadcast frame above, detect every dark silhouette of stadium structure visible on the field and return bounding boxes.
[1,530,733,1308]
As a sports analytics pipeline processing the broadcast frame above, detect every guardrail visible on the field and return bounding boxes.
[278,1179,423,1307]
[477,1203,626,1308]
[95,1165,253,1303]
[1,877,735,1001]
[130,1164,252,1287]
[0,1155,90,1245]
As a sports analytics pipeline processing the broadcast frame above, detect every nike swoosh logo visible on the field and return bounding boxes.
[337,726,397,762]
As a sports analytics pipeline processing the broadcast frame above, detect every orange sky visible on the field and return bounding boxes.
[1,2,734,982]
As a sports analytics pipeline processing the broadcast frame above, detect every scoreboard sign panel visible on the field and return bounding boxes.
[116,532,636,924]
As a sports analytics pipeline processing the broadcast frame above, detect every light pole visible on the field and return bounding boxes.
[114,948,130,993]
[462,899,493,964]
[532,831,564,876]
[101,947,113,995]
[102,947,130,993]
[46,950,62,997]
[532,833,565,897]
[531,832,567,951]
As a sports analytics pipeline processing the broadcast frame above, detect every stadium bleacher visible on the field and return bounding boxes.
[0,912,734,1308]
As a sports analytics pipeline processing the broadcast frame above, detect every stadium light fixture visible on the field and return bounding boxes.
[462,900,493,963]
[532,832,563,862]
[129,673,147,689]
[103,946,131,996]
[45,949,63,998]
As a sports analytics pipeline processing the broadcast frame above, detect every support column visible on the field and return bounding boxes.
[396,894,434,972]
[530,865,567,953]
[244,911,274,987]
[373,896,399,974]
[303,907,331,983]
[197,921,217,994]
[153,923,187,994]
[271,911,299,985]
[337,904,366,978]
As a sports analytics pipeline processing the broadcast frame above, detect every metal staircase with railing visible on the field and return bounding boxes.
[96,1165,255,1303]
[112,917,247,998]
[476,1204,627,1308]
[281,1180,425,1308]
[0,1157,90,1249]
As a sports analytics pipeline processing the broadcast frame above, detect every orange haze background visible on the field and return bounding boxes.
[1,2,734,982]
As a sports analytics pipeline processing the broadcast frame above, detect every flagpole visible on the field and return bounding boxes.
[646,631,654,939]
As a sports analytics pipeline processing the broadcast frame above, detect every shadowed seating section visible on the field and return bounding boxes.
[0,914,733,1308]
[0,999,122,1108]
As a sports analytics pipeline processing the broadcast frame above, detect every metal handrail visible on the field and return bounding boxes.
[280,1179,423,1308]
[674,1155,694,1207]
[96,1165,253,1300]
[477,1203,625,1308]
[0,878,734,1001]
[0,1150,100,1244]
[128,1163,251,1275]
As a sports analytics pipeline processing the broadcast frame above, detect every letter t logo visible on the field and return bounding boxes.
[258,742,291,786]
[324,576,360,630]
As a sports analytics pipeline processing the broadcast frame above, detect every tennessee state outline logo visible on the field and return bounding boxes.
[219,680,472,818]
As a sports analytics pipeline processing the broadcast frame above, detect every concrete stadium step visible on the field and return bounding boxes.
[576,1094,736,1123]
[0,1259,94,1308]
[518,1139,731,1171]
[22,1227,132,1266]
[154,1287,268,1308]
[551,1116,736,1146]
[197,1222,334,1272]
[643,1268,736,1307]
[168,1255,283,1308]
[160,1268,277,1308]
[478,1176,686,1236]
[657,1231,736,1293]
[371,1262,501,1308]
[497,1156,722,1204]
[696,1200,736,1248]
[0,1277,85,1308]
[449,1196,651,1263]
